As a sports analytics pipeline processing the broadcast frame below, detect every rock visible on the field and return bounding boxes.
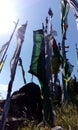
[8,82,43,122]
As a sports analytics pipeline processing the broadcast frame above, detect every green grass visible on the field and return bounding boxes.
[17,103,78,130]
[55,103,78,130]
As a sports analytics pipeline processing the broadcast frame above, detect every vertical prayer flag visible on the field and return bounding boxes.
[60,0,70,39]
[10,21,28,81]
[45,34,53,85]
[0,21,27,130]
[29,29,45,83]
[0,19,19,73]
[60,1,70,102]
[51,37,61,74]
[29,30,56,127]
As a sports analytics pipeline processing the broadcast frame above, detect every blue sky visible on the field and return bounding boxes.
[0,0,78,99]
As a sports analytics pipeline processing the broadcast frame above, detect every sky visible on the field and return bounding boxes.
[0,0,78,99]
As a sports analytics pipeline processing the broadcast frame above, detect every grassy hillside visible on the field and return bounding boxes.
[56,103,78,130]
[16,103,78,130]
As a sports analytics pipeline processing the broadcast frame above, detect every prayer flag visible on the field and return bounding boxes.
[60,0,70,39]
[0,21,27,130]
[10,21,28,81]
[29,30,56,127]
[0,19,19,73]
[29,29,45,83]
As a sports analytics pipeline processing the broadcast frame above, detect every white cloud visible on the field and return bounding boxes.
[0,84,8,91]
[0,84,8,99]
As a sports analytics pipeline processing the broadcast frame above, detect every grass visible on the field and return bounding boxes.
[17,103,78,130]
[55,103,78,130]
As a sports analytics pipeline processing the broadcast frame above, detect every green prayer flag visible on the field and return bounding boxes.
[29,29,45,83]
[29,29,56,127]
